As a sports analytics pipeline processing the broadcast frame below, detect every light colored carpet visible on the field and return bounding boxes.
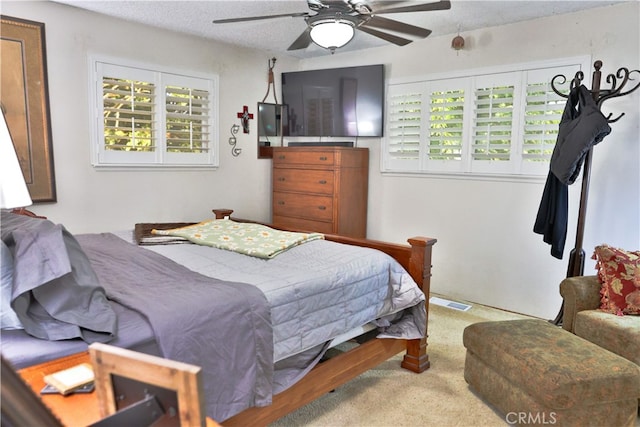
[270,297,640,427]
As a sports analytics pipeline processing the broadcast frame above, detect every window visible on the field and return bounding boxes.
[383,58,589,178]
[90,57,218,167]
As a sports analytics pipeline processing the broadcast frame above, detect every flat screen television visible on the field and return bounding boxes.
[281,64,384,138]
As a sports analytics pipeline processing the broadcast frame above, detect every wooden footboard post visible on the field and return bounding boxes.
[402,236,437,373]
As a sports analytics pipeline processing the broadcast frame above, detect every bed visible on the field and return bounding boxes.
[0,209,436,425]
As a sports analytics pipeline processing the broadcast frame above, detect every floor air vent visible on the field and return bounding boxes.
[429,296,472,312]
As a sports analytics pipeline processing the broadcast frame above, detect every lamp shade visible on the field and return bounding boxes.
[0,111,32,209]
[310,19,355,51]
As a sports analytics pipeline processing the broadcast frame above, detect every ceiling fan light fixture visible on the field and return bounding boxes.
[309,17,355,52]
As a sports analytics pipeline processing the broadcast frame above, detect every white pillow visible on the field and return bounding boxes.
[1,241,23,329]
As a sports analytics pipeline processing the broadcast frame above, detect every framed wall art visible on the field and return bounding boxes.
[0,15,56,202]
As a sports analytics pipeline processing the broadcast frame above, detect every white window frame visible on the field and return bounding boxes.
[382,56,591,180]
[89,55,219,168]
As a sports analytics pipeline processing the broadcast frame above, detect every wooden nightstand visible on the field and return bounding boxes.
[18,352,100,426]
[17,352,220,426]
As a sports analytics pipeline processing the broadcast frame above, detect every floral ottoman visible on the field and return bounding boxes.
[463,318,640,426]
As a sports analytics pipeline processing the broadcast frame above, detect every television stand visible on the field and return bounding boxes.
[287,141,354,147]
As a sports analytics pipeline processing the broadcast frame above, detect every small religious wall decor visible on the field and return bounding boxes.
[237,105,253,134]
[228,124,241,157]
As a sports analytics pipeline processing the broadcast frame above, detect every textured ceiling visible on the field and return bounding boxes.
[52,0,622,58]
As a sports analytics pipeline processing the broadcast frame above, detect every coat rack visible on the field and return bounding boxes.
[550,60,640,324]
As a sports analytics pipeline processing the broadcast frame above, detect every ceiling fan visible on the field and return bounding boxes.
[213,0,452,53]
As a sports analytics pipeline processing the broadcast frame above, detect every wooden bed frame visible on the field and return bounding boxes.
[213,210,437,425]
[9,209,436,426]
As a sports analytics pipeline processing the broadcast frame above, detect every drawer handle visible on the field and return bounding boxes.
[319,156,328,161]
[318,180,327,184]
[318,206,326,211]
[278,201,285,205]
[278,177,286,182]
[278,155,286,160]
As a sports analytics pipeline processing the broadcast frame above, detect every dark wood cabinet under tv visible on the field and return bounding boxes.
[272,146,369,238]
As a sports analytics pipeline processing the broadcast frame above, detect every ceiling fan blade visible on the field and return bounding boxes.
[288,28,313,50]
[372,0,451,14]
[365,1,409,10]
[362,15,431,38]
[213,12,309,24]
[348,1,405,15]
[358,26,412,46]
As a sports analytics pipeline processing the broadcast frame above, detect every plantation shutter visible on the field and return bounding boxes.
[470,73,521,173]
[523,82,562,161]
[163,73,215,165]
[165,86,210,153]
[428,88,464,161]
[381,57,589,177]
[93,60,217,167]
[385,82,424,171]
[473,85,514,160]
[102,78,156,152]
[520,66,579,175]
[96,63,159,164]
[423,78,467,172]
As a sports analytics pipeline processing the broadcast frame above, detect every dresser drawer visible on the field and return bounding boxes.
[272,215,334,234]
[273,150,335,166]
[273,169,334,195]
[273,192,333,221]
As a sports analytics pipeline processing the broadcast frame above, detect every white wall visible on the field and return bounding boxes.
[294,2,640,319]
[2,1,638,319]
[1,0,297,230]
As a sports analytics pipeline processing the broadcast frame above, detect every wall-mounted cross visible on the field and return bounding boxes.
[237,105,253,134]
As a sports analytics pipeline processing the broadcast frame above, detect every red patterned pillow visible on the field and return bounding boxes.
[592,244,640,315]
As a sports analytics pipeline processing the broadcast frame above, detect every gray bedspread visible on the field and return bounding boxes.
[140,233,427,361]
[76,233,273,422]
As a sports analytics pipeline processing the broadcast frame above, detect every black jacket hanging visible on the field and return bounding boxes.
[534,171,568,259]
[550,85,611,185]
[534,85,611,259]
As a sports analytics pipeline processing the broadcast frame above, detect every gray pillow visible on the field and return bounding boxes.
[1,241,23,329]
[1,210,117,343]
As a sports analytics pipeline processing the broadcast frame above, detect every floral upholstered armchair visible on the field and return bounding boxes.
[559,244,640,404]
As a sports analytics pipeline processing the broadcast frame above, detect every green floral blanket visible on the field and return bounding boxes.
[152,219,324,259]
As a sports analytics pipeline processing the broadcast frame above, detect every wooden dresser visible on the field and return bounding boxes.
[272,146,369,238]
